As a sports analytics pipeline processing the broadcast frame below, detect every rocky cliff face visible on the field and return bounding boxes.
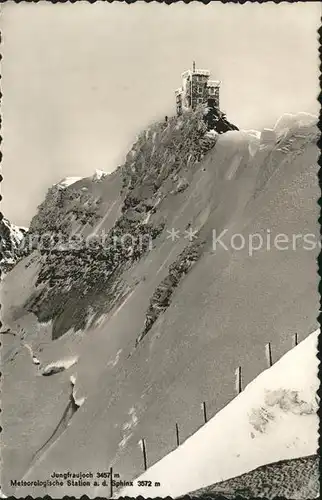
[17,109,223,341]
[0,108,319,498]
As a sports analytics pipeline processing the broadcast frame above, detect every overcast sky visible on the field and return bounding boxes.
[1,1,320,226]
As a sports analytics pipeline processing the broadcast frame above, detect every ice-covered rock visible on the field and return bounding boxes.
[241,129,261,156]
[56,177,83,189]
[32,356,41,366]
[243,129,261,140]
[92,169,108,182]
[274,112,318,139]
[204,129,218,140]
[41,356,78,376]
[0,217,28,272]
[260,128,277,147]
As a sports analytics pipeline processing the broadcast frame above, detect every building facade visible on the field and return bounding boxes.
[175,62,220,115]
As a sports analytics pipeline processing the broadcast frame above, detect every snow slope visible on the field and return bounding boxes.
[1,111,319,497]
[120,330,319,498]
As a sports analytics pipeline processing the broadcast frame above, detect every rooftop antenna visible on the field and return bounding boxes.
[193,60,196,72]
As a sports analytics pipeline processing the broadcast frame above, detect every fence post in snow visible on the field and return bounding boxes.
[140,438,148,471]
[265,342,273,368]
[235,366,242,394]
[293,332,298,347]
[109,466,113,498]
[175,422,180,447]
[201,401,207,424]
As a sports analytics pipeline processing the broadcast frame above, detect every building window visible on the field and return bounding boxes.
[197,97,203,104]
[198,86,203,94]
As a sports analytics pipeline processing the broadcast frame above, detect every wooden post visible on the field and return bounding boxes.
[235,366,242,394]
[293,332,298,347]
[109,466,113,499]
[201,401,207,424]
[175,422,180,447]
[140,438,147,471]
[265,342,273,367]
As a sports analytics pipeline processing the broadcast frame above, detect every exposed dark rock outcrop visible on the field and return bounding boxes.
[185,455,319,500]
[204,106,239,134]
[136,237,205,345]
